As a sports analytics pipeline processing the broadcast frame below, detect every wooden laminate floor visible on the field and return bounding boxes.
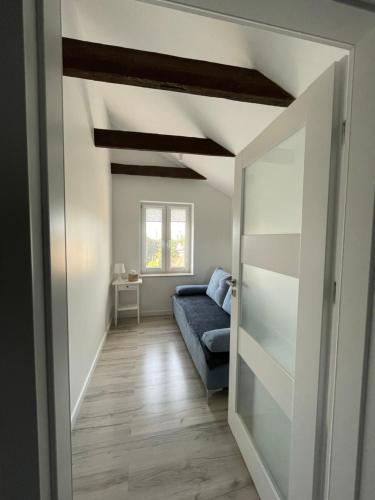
[72,316,259,500]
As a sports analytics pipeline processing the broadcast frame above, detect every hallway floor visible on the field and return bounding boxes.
[72,316,259,500]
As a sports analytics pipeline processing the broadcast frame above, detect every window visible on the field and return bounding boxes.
[141,202,193,275]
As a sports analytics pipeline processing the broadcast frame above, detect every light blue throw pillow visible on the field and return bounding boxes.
[222,288,231,315]
[202,328,230,352]
[206,267,231,306]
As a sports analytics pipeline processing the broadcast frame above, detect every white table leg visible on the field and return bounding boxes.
[137,285,140,324]
[114,285,118,326]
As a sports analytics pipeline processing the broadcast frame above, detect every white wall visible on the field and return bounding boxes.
[63,0,113,419]
[63,77,112,418]
[112,175,232,314]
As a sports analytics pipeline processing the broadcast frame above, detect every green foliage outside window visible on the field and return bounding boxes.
[146,237,186,269]
[170,237,185,268]
[146,238,162,268]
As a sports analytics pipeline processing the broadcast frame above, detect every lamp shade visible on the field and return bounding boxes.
[114,263,125,275]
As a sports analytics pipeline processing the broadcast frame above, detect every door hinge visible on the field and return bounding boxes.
[332,281,337,304]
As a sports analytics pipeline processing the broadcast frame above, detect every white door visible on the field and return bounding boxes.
[228,64,342,500]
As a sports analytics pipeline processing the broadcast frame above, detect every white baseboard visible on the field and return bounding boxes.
[70,317,112,428]
[119,308,172,318]
[143,309,172,317]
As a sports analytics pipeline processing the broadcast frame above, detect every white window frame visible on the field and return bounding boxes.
[140,201,194,276]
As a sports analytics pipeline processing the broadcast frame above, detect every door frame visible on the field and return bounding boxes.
[9,1,374,499]
[1,1,72,499]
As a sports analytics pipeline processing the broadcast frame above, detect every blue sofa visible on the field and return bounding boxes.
[172,268,232,394]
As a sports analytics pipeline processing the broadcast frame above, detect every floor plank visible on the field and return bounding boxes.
[72,316,259,500]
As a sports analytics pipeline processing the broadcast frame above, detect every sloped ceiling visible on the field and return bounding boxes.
[64,0,347,196]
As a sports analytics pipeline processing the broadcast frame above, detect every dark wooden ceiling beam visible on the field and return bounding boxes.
[111,163,206,180]
[63,37,294,107]
[94,129,234,157]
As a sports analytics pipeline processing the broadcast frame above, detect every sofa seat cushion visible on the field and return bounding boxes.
[173,294,230,368]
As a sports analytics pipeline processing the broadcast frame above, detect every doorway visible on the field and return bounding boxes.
[61,1,351,499]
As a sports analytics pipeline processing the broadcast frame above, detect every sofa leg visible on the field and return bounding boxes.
[170,295,175,320]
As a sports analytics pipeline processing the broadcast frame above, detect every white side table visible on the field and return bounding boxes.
[112,278,142,325]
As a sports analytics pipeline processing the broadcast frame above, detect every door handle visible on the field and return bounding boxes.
[227,278,237,297]
[226,278,237,288]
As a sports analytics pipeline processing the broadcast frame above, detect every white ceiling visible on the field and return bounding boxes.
[63,0,347,196]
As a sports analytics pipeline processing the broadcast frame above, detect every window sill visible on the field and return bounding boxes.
[140,273,195,278]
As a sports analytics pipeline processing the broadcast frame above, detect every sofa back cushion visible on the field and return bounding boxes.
[175,284,208,296]
[222,288,232,315]
[206,267,231,306]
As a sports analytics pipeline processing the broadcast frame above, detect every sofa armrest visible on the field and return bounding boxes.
[201,328,230,353]
[175,284,208,296]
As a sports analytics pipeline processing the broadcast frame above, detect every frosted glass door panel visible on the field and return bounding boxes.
[240,264,299,375]
[238,357,291,500]
[243,128,305,235]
